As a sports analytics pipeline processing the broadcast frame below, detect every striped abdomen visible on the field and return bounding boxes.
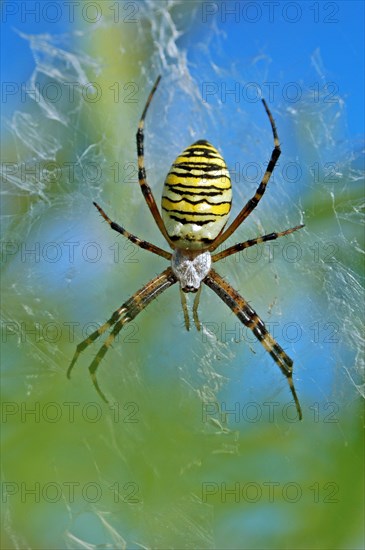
[161,140,232,250]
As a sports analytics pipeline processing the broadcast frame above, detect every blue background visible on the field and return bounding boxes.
[2,1,364,135]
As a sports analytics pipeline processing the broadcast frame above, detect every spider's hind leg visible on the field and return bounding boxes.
[67,308,122,379]
[204,268,303,420]
[67,267,177,402]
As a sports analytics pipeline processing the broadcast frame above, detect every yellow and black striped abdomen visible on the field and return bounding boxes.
[161,140,232,249]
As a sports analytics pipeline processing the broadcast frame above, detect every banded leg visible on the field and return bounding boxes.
[179,286,203,331]
[136,76,173,247]
[212,224,304,263]
[210,99,281,251]
[204,269,302,420]
[192,285,202,331]
[67,305,124,379]
[68,267,177,402]
[179,288,190,331]
[93,201,171,260]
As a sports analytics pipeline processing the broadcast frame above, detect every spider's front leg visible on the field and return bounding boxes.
[209,98,281,251]
[136,76,173,247]
[204,268,303,420]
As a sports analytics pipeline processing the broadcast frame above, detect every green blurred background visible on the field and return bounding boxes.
[1,1,364,548]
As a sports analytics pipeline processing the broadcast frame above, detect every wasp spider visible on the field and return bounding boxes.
[67,76,304,419]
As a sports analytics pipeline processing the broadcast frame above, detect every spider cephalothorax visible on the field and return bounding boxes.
[171,249,211,292]
[67,76,304,419]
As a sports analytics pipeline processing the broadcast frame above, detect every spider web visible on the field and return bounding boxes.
[1,2,364,549]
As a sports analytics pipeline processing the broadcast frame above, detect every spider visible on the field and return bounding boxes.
[67,76,304,420]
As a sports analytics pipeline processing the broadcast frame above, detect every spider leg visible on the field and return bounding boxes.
[136,76,173,247]
[212,224,304,263]
[67,308,122,379]
[179,288,190,331]
[209,99,281,251]
[93,201,171,260]
[179,285,202,332]
[68,267,177,402]
[204,268,302,420]
[192,285,202,331]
